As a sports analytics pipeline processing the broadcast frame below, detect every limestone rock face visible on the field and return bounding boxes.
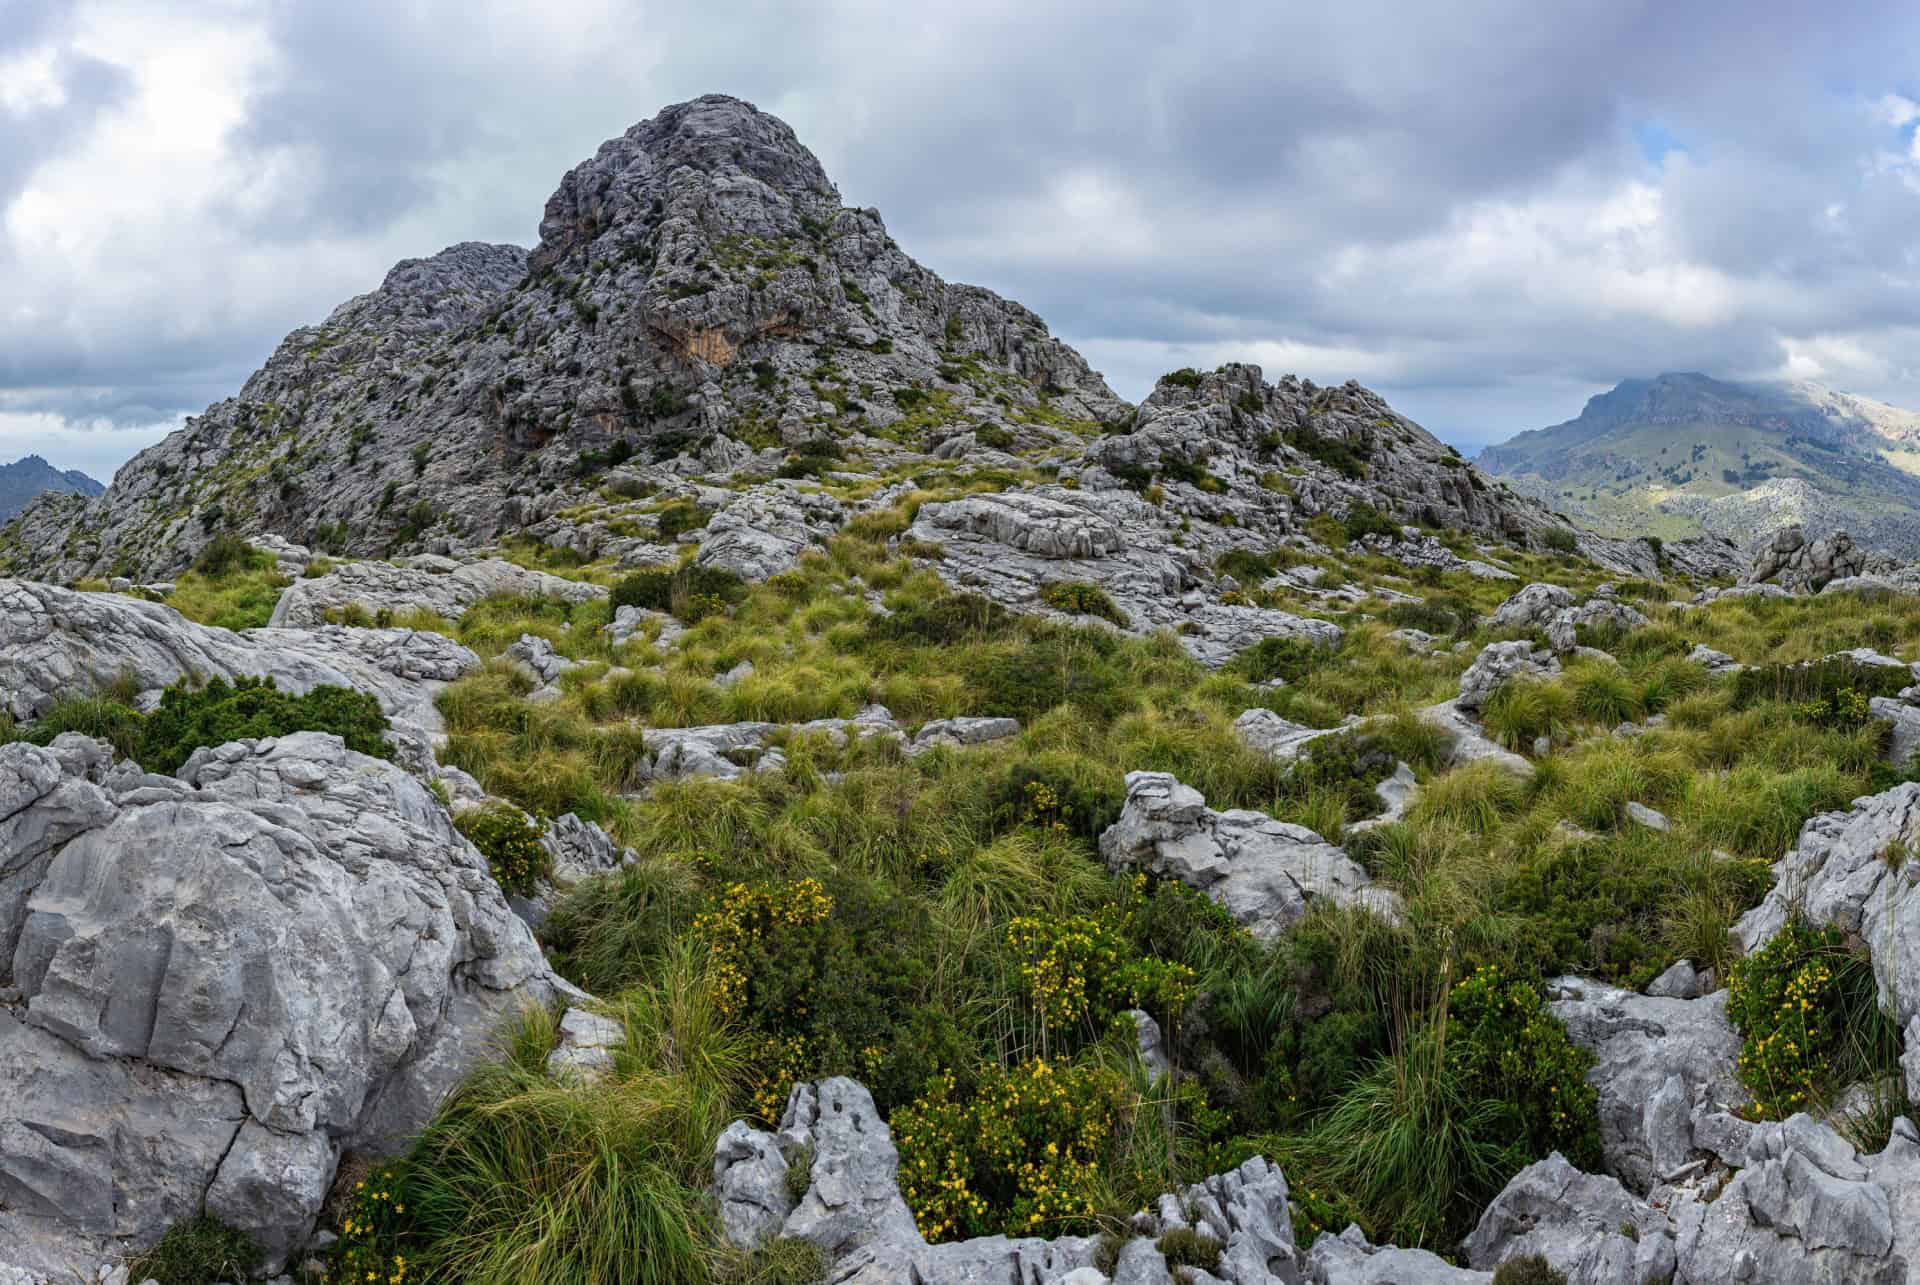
[0,732,564,1272]
[0,579,477,774]
[1306,1226,1489,1283]
[1546,977,1749,1191]
[1098,771,1399,940]
[1488,582,1575,632]
[1,95,1124,584]
[1463,1152,1677,1284]
[269,556,605,627]
[1668,1114,1920,1285]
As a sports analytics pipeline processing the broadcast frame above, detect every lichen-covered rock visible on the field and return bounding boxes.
[1743,526,1896,592]
[0,732,566,1271]
[1098,771,1400,940]
[0,579,477,774]
[268,556,605,627]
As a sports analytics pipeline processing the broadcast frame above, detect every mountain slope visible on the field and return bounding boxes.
[1479,372,1920,555]
[0,455,103,523]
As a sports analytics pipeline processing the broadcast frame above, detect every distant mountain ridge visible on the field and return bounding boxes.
[1478,372,1920,556]
[0,455,103,523]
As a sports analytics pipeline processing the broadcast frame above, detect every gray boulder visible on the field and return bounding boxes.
[1488,582,1576,632]
[1463,1152,1676,1284]
[1546,977,1749,1191]
[1743,526,1895,593]
[1233,708,1353,762]
[1420,700,1535,776]
[540,811,634,883]
[503,632,575,687]
[1686,644,1740,675]
[269,556,605,627]
[1098,771,1400,941]
[1307,1226,1489,1283]
[1545,594,1649,656]
[1457,641,1560,713]
[0,732,565,1271]
[907,716,1021,755]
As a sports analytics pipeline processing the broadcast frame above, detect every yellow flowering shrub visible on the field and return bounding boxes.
[1005,877,1197,1040]
[892,1059,1128,1242]
[1728,918,1882,1119]
[1444,965,1601,1172]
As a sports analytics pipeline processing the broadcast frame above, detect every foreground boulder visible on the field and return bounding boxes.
[1456,640,1560,713]
[1546,977,1749,1191]
[0,579,477,773]
[1463,1152,1676,1283]
[1098,771,1399,940]
[1743,525,1895,592]
[268,554,606,626]
[714,1077,1301,1284]
[0,732,568,1273]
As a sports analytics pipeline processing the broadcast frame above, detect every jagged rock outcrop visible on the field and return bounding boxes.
[1742,525,1899,592]
[634,707,1019,785]
[0,580,477,773]
[1306,1227,1488,1283]
[1488,582,1576,633]
[1544,587,1648,655]
[714,1078,1302,1284]
[1098,771,1399,940]
[1546,978,1750,1192]
[268,555,606,627]
[0,732,568,1273]
[1463,1152,1677,1283]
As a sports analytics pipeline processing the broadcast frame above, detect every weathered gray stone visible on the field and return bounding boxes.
[1099,771,1400,941]
[1457,640,1560,712]
[269,557,604,627]
[1232,708,1352,762]
[503,632,575,686]
[1488,582,1576,632]
[1687,644,1740,675]
[1463,1152,1676,1284]
[545,1007,626,1082]
[0,732,565,1269]
[1420,700,1535,776]
[907,716,1021,754]
[1307,1225,1489,1283]
[1546,977,1749,1191]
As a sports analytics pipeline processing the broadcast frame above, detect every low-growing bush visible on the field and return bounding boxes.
[1341,503,1400,543]
[611,565,747,621]
[1156,1227,1224,1272]
[893,1059,1129,1242]
[191,531,260,578]
[1038,580,1127,626]
[454,805,552,896]
[1233,636,1331,685]
[866,593,1018,646]
[1733,657,1910,711]
[1727,917,1896,1120]
[1493,1257,1570,1285]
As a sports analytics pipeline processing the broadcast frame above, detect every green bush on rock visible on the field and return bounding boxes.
[126,1215,262,1285]
[454,805,552,896]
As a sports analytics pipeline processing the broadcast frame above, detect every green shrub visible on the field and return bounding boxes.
[138,675,392,774]
[191,532,260,578]
[1727,918,1896,1120]
[1493,1257,1570,1285]
[1481,679,1572,751]
[1383,598,1476,638]
[893,1059,1129,1241]
[1341,503,1400,543]
[1161,368,1206,389]
[1732,657,1909,711]
[1283,428,1369,480]
[1233,636,1330,685]
[1444,966,1601,1173]
[1156,1227,1224,1272]
[1540,528,1578,554]
[963,635,1131,724]
[5,693,145,760]
[652,499,712,541]
[611,565,747,621]
[990,759,1125,844]
[126,1215,262,1285]
[1038,580,1127,625]
[866,593,1017,646]
[455,805,551,896]
[543,860,704,994]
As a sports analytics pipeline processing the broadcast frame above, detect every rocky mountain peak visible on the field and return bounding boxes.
[529,94,838,276]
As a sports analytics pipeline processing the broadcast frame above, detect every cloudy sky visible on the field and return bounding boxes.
[8,0,1920,481]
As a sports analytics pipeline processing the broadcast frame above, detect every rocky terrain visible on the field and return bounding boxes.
[11,95,1920,1285]
[0,455,103,524]
[1480,372,1920,556]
